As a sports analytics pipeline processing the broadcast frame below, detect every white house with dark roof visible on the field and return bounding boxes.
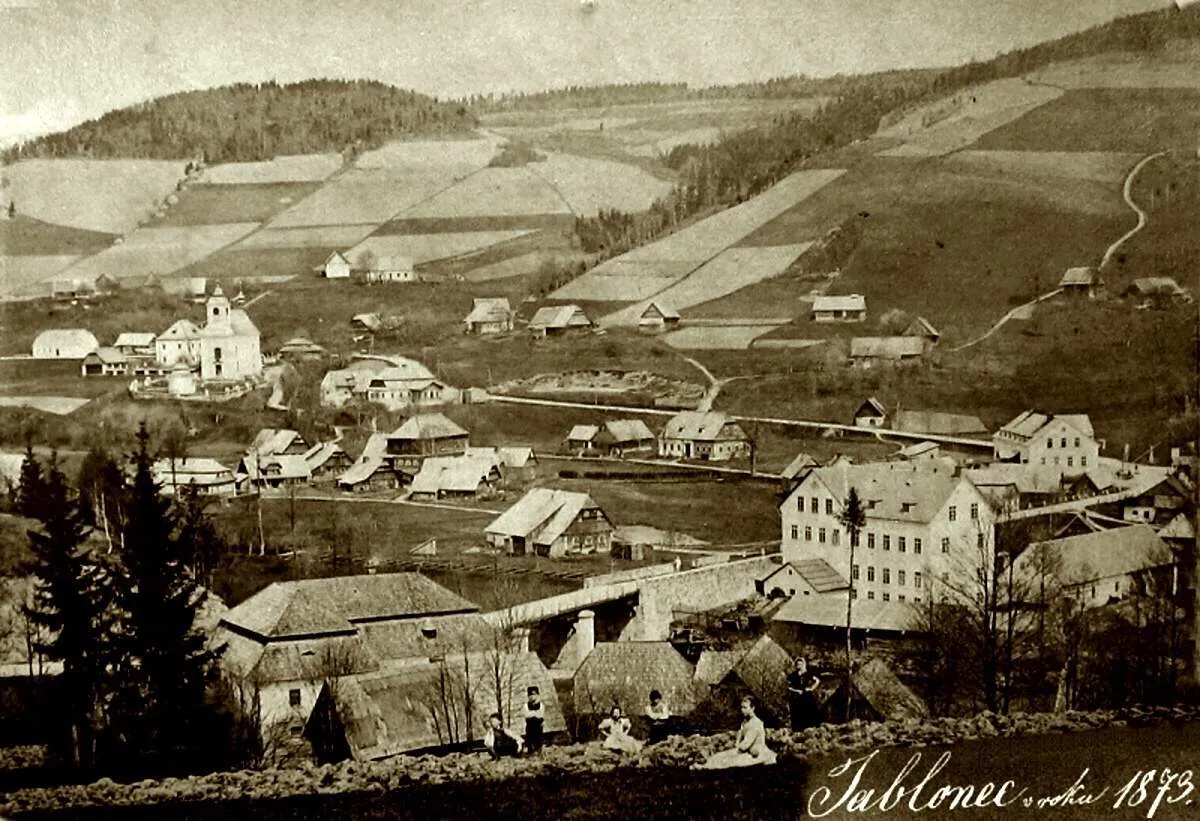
[659,411,749,461]
[486,488,613,557]
[811,294,866,323]
[32,329,99,360]
[113,332,157,355]
[993,411,1099,482]
[155,319,202,367]
[317,251,352,279]
[780,462,995,606]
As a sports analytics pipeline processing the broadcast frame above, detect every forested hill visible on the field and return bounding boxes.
[1,80,478,164]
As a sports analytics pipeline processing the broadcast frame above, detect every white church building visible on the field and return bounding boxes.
[155,286,262,384]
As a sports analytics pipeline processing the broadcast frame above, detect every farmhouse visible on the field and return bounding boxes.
[566,419,656,456]
[780,461,995,606]
[213,572,489,742]
[316,251,352,279]
[152,457,236,496]
[1059,267,1104,299]
[351,313,384,334]
[638,302,681,333]
[659,411,749,461]
[467,445,539,483]
[31,329,99,360]
[80,347,129,377]
[321,356,456,411]
[249,428,310,458]
[1125,277,1189,306]
[155,319,202,367]
[277,337,327,361]
[1014,524,1174,609]
[993,411,1099,481]
[755,559,848,599]
[50,278,98,303]
[486,488,614,557]
[811,294,866,323]
[359,254,415,283]
[463,297,515,335]
[236,454,311,491]
[303,441,352,484]
[407,455,501,501]
[307,651,562,762]
[113,332,156,356]
[574,642,703,722]
[850,336,925,365]
[892,411,988,437]
[384,413,469,470]
[337,454,402,493]
[853,398,887,428]
[528,304,593,336]
[902,316,940,345]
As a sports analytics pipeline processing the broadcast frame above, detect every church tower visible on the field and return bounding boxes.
[206,284,231,333]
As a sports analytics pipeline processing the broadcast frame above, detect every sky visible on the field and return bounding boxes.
[0,0,1170,146]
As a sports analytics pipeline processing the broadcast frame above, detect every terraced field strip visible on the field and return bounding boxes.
[551,169,843,302]
[404,166,572,218]
[345,230,538,265]
[266,169,459,228]
[661,325,784,350]
[526,151,676,216]
[2,158,188,235]
[354,134,505,171]
[1029,54,1200,89]
[0,255,82,298]
[601,243,812,326]
[876,77,1063,158]
[199,153,343,184]
[234,223,381,249]
[60,222,261,283]
[154,182,324,227]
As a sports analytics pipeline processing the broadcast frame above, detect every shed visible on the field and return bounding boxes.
[850,336,925,364]
[901,316,940,344]
[638,302,681,333]
[811,294,866,323]
[1058,267,1104,299]
[32,329,99,359]
[528,305,593,336]
[80,347,128,377]
[853,397,887,428]
[463,298,514,335]
[317,251,352,279]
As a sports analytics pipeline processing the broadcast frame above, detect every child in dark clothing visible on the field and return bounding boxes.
[484,712,522,759]
[524,686,545,754]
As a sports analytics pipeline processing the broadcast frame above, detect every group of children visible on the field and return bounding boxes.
[483,684,782,770]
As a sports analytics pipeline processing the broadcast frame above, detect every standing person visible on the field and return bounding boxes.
[645,689,671,744]
[787,656,821,731]
[694,696,777,769]
[524,685,545,754]
[483,713,522,760]
[598,705,643,753]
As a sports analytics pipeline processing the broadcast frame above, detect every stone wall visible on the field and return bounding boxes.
[623,556,778,641]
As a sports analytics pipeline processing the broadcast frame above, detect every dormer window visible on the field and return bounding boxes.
[900,502,915,513]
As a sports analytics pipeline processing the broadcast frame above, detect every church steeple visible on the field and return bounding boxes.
[206,285,231,331]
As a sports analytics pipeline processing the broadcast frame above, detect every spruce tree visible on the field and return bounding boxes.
[24,455,115,771]
[16,442,47,521]
[116,423,219,772]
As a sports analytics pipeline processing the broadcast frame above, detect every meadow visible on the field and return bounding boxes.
[153,183,322,227]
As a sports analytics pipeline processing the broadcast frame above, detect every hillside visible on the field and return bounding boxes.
[1,80,478,164]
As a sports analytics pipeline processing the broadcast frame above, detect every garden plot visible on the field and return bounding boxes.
[354,135,503,172]
[662,325,783,350]
[876,78,1062,158]
[601,244,811,326]
[64,223,260,283]
[404,167,571,218]
[1,158,187,234]
[345,231,536,265]
[528,153,675,216]
[0,255,81,298]
[233,224,379,249]
[200,153,343,184]
[267,170,458,228]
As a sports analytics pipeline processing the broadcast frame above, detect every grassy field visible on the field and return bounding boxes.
[0,216,115,256]
[173,247,330,282]
[373,214,576,234]
[972,88,1200,153]
[199,154,343,185]
[155,183,322,227]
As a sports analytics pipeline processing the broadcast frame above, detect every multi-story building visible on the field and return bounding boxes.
[993,411,1099,483]
[780,462,995,604]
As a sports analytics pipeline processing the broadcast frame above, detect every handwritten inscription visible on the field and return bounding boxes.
[806,751,1196,818]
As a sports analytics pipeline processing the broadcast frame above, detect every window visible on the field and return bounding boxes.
[882,568,890,584]
[914,596,922,603]
[899,595,906,602]
[804,526,812,541]
[898,536,906,553]
[797,497,804,512]
[1075,437,1080,447]
[915,571,923,589]
[851,531,860,547]
[948,506,957,522]
[832,529,840,546]
[883,535,891,551]
[867,566,876,582]
[977,532,985,549]
[867,591,875,600]
[1047,439,1053,449]
[819,527,826,544]
[790,525,799,540]
[1061,437,1067,448]
[852,564,860,580]
[825,499,833,515]
[898,570,906,586]
[289,689,302,708]
[941,538,950,554]
[1042,457,1047,465]
[868,533,876,549]
[1054,456,1060,466]
[810,497,818,514]
[1067,457,1073,467]
[914,538,922,555]
[1081,456,1088,467]
[851,589,858,599]
[882,593,891,602]
[970,503,979,520]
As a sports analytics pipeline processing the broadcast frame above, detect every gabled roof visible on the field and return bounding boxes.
[33,329,99,350]
[841,658,929,722]
[263,454,311,480]
[566,424,599,442]
[219,573,479,641]
[694,649,742,686]
[723,635,793,721]
[278,337,327,355]
[1159,513,1195,541]
[1059,267,1099,287]
[662,411,746,442]
[464,297,512,324]
[856,397,886,417]
[781,452,819,481]
[1018,524,1173,587]
[902,316,940,340]
[787,462,972,525]
[998,411,1094,441]
[596,419,655,444]
[388,413,468,441]
[573,642,703,716]
[409,455,498,495]
[812,293,866,312]
[84,346,127,365]
[529,304,591,330]
[199,307,258,337]
[899,440,940,459]
[850,337,925,359]
[352,313,383,332]
[151,457,233,485]
[792,559,850,593]
[337,454,393,486]
[249,428,305,458]
[320,250,350,268]
[159,319,201,341]
[496,446,537,469]
[893,411,988,436]
[303,441,347,471]
[486,488,606,545]
[965,463,1060,495]
[640,301,680,321]
[1129,277,1186,296]
[114,332,156,348]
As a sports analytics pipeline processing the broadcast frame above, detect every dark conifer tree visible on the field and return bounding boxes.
[16,441,47,521]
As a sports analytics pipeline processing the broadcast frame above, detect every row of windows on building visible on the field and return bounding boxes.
[796,497,980,522]
[851,590,920,602]
[789,526,985,553]
[1046,437,1082,449]
[1039,455,1087,467]
[851,565,924,588]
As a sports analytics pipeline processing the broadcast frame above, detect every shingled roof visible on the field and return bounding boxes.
[789,462,971,525]
[662,411,746,442]
[1016,524,1173,588]
[486,488,607,546]
[388,413,468,441]
[573,641,704,717]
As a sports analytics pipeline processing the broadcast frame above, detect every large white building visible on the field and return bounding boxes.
[780,462,995,605]
[154,287,262,383]
[993,411,1099,483]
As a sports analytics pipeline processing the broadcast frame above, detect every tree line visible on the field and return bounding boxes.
[9,425,251,777]
[2,80,478,164]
